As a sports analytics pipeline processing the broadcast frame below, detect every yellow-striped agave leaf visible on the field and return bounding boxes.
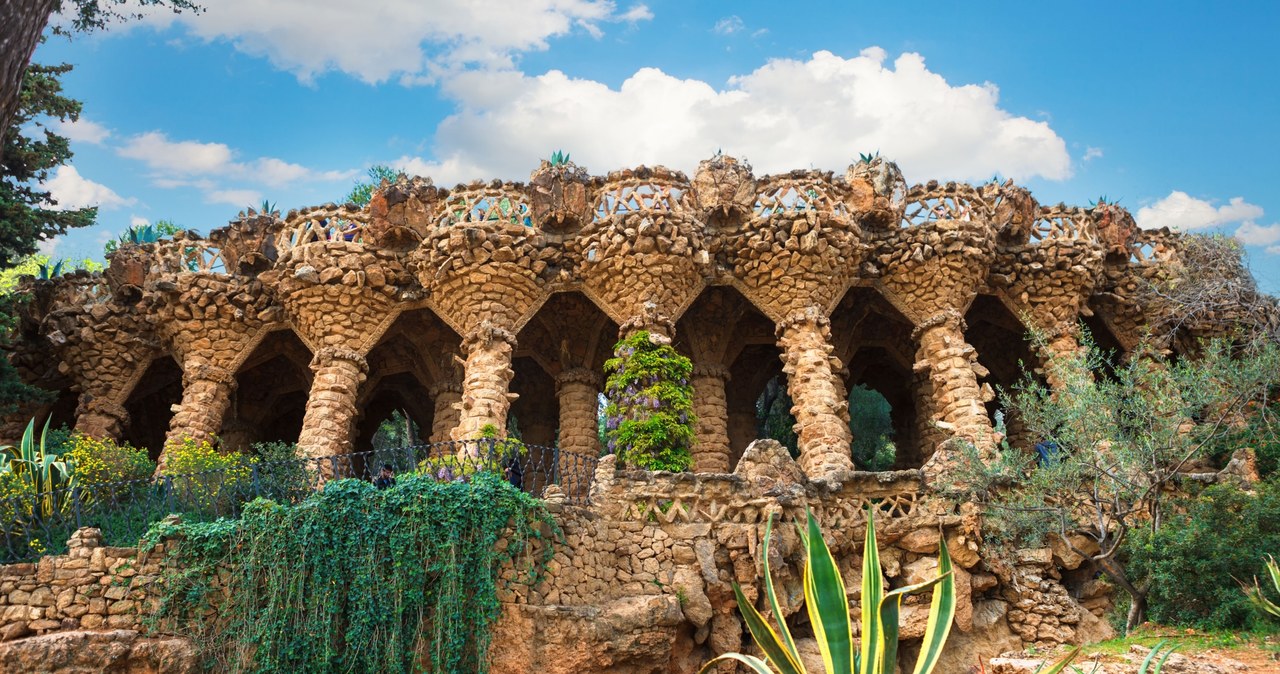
[910,538,956,674]
[762,515,801,662]
[860,510,884,674]
[804,510,854,674]
[697,653,780,674]
[731,582,806,674]
[878,572,952,674]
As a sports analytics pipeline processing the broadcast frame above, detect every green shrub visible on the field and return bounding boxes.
[161,437,251,513]
[1130,476,1280,629]
[603,331,696,471]
[63,433,154,486]
[249,441,312,502]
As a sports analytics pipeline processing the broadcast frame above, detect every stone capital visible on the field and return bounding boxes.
[310,346,369,374]
[77,397,130,426]
[775,306,831,337]
[461,321,518,354]
[181,362,237,387]
[691,363,731,381]
[427,380,462,398]
[555,367,602,391]
[911,309,966,340]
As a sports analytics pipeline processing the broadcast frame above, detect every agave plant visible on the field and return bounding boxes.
[1245,555,1280,619]
[1,417,76,520]
[857,151,880,164]
[549,149,572,166]
[35,259,64,280]
[699,510,954,674]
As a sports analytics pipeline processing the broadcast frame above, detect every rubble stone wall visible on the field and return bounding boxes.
[0,442,1113,673]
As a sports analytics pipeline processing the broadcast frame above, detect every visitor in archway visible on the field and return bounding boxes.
[374,464,396,489]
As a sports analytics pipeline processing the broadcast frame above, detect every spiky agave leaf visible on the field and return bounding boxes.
[804,510,853,673]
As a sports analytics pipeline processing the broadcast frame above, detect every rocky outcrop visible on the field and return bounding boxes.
[0,630,197,674]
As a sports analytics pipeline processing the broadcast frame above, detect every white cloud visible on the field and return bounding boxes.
[206,189,263,207]
[118,132,234,174]
[402,49,1071,186]
[37,237,61,256]
[41,166,135,210]
[714,16,744,35]
[130,215,150,227]
[55,118,111,145]
[1236,221,1280,247]
[116,132,355,198]
[135,0,649,83]
[619,4,652,22]
[1137,191,1280,254]
[1083,146,1103,161]
[1136,191,1264,231]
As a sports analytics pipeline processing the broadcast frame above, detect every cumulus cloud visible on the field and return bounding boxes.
[401,49,1071,186]
[135,0,649,83]
[130,215,150,227]
[1236,221,1280,247]
[1138,191,1280,254]
[54,118,111,145]
[1136,191,1263,231]
[116,132,355,199]
[37,238,61,256]
[41,166,134,210]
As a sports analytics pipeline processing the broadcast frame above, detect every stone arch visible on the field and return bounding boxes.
[514,291,618,492]
[675,285,777,471]
[360,307,463,447]
[225,329,314,451]
[964,294,1042,450]
[829,286,920,469]
[121,355,183,461]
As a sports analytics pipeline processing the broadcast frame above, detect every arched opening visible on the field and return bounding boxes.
[830,286,919,469]
[513,291,617,492]
[964,294,1042,450]
[359,308,462,459]
[227,330,313,452]
[675,286,778,469]
[121,356,183,461]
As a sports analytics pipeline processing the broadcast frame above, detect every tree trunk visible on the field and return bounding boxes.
[0,0,60,137]
[1096,556,1147,633]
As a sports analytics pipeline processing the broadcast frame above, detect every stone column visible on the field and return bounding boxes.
[912,311,995,483]
[691,363,732,473]
[1037,326,1087,393]
[74,394,129,440]
[556,367,601,499]
[775,307,854,477]
[452,322,517,453]
[297,347,368,473]
[161,362,237,467]
[427,380,462,447]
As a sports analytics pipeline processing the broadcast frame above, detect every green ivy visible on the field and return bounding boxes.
[147,473,557,673]
[603,331,695,471]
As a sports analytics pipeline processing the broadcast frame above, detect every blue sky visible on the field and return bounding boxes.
[29,1,1280,293]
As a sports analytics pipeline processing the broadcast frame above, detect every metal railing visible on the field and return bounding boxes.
[0,440,599,565]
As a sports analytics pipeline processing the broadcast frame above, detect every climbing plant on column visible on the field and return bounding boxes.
[603,330,696,471]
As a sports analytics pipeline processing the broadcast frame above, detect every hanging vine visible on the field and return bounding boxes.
[145,473,557,673]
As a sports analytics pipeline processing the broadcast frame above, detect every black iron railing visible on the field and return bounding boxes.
[0,440,599,565]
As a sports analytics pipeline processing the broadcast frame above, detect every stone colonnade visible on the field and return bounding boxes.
[14,157,1165,484]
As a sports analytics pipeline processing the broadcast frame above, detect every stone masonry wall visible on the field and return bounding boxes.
[0,441,1112,673]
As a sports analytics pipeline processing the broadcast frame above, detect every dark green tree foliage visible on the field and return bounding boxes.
[848,384,896,470]
[345,165,403,207]
[603,331,695,471]
[755,375,798,456]
[1130,477,1280,630]
[1,63,95,268]
[148,474,556,674]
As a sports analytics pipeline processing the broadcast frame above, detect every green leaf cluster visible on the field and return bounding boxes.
[603,331,696,471]
[344,165,403,207]
[700,511,955,674]
[148,472,556,674]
